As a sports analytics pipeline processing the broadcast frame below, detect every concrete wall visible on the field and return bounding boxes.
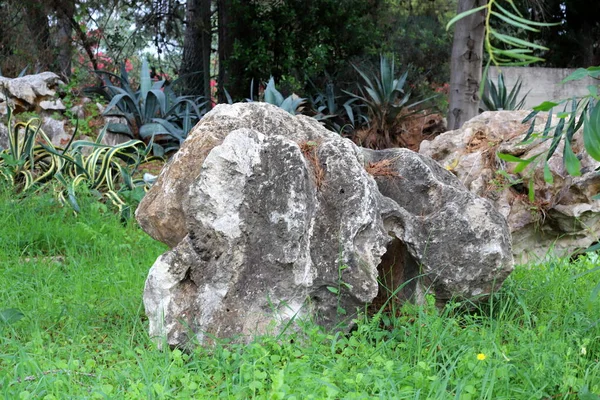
[487,66,596,110]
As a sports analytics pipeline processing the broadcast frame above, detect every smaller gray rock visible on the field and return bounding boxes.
[100,132,131,146]
[0,72,63,111]
[420,111,600,263]
[41,117,73,148]
[69,105,85,120]
[0,122,8,150]
[363,148,514,304]
[39,99,66,112]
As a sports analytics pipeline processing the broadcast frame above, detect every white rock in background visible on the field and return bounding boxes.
[420,111,600,263]
[0,72,64,114]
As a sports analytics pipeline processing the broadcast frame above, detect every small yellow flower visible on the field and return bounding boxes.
[477,353,487,361]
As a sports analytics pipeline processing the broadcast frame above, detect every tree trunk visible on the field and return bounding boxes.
[447,0,487,130]
[53,0,75,78]
[217,0,233,103]
[180,0,212,100]
[24,1,53,71]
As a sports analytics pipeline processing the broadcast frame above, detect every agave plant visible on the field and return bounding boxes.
[0,107,156,219]
[480,72,529,111]
[245,76,305,115]
[309,81,365,134]
[0,107,59,190]
[88,59,208,155]
[344,55,435,148]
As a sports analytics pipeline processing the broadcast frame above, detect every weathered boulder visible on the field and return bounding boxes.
[144,128,390,346]
[0,72,64,115]
[420,111,600,263]
[138,103,513,348]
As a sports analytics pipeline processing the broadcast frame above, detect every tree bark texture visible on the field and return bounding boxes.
[23,1,53,71]
[447,0,487,130]
[53,0,75,77]
[180,0,212,100]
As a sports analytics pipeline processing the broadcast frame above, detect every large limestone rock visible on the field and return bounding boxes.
[138,103,513,348]
[420,111,600,263]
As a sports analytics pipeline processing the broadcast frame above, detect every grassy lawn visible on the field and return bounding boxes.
[0,188,599,399]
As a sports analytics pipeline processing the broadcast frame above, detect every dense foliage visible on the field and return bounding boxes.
[223,0,385,100]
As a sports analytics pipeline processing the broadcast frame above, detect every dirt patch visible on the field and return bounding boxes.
[368,236,420,317]
[352,111,446,151]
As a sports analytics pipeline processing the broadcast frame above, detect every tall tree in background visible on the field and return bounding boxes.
[447,0,486,130]
[217,0,235,103]
[180,0,212,99]
[53,0,76,77]
[23,1,53,71]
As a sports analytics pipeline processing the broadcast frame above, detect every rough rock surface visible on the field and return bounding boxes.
[363,148,513,304]
[138,103,513,348]
[41,117,73,148]
[137,102,339,248]
[0,72,64,115]
[420,111,600,263]
[0,122,7,150]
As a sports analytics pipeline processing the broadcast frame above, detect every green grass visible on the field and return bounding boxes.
[0,188,599,399]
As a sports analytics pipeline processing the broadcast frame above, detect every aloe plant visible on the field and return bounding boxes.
[88,59,208,155]
[0,107,59,190]
[480,72,529,111]
[344,55,435,148]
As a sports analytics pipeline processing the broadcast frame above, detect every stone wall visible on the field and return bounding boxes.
[488,66,596,110]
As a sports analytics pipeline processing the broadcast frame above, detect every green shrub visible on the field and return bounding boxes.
[308,80,364,134]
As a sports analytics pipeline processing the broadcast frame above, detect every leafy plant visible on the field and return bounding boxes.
[480,72,529,111]
[45,126,158,219]
[308,81,364,134]
[89,59,207,155]
[0,107,59,191]
[248,76,305,115]
[0,308,24,326]
[496,68,600,197]
[0,107,157,219]
[344,54,435,148]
